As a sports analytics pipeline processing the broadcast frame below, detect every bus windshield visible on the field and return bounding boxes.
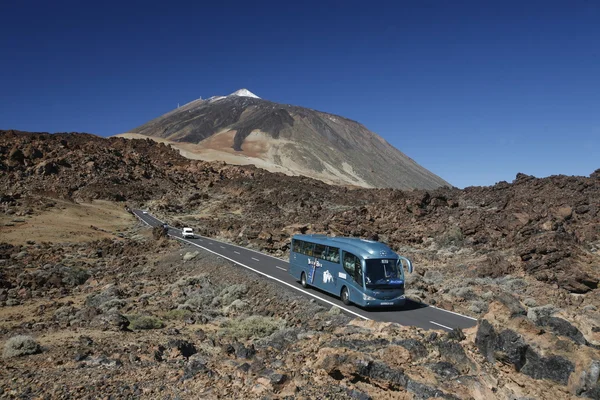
[364,259,404,289]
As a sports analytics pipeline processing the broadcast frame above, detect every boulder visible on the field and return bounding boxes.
[536,316,587,345]
[520,347,574,385]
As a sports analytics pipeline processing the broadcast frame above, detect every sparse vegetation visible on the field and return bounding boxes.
[219,315,286,339]
[218,284,248,306]
[436,226,464,247]
[126,314,165,330]
[3,335,41,358]
[163,309,193,320]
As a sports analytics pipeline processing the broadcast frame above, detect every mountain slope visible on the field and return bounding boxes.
[125,89,451,189]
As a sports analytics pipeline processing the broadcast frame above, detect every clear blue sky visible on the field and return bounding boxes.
[1,1,598,188]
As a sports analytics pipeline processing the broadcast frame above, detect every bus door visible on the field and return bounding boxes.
[342,251,365,290]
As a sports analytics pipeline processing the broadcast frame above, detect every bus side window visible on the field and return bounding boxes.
[294,240,304,254]
[315,244,327,260]
[327,247,340,263]
[303,241,315,256]
[343,252,356,277]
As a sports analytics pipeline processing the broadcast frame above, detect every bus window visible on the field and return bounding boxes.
[343,252,358,278]
[303,241,315,256]
[327,247,340,263]
[292,240,304,253]
[315,244,327,259]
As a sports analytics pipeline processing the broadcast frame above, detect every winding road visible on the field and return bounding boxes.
[133,210,477,331]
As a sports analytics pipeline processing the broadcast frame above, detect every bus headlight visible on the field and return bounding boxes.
[362,293,376,301]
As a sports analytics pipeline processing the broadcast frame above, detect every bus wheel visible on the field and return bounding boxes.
[301,272,308,288]
[341,286,350,305]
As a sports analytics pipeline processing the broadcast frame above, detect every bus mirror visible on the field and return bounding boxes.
[398,257,413,274]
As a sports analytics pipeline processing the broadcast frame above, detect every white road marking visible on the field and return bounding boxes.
[430,321,454,330]
[276,266,287,271]
[428,305,478,321]
[234,251,240,254]
[251,257,260,261]
[173,236,370,321]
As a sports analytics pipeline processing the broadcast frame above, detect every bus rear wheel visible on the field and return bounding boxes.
[341,286,350,305]
[301,272,308,288]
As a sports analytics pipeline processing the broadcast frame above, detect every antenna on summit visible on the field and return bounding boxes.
[177,103,180,108]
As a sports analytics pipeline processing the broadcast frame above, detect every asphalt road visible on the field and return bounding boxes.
[133,210,477,331]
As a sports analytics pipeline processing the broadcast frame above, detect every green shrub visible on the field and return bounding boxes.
[126,315,165,330]
[219,284,248,306]
[184,294,214,310]
[219,315,286,340]
[3,335,41,358]
[223,299,249,315]
[99,299,126,312]
[163,309,192,320]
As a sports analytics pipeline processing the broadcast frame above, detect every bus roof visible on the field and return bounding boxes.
[292,234,398,260]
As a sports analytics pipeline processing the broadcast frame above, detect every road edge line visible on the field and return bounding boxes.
[428,305,478,321]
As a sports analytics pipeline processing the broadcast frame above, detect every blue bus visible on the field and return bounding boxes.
[288,234,413,307]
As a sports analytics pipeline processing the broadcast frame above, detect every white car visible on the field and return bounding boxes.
[182,228,195,239]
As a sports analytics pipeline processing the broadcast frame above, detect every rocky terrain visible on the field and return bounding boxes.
[1,130,599,398]
[123,89,450,190]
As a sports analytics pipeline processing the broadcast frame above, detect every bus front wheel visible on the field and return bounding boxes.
[301,272,308,288]
[341,286,350,305]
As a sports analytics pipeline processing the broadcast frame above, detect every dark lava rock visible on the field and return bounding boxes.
[537,316,587,345]
[437,340,473,374]
[520,347,575,385]
[495,329,529,371]
[344,388,372,400]
[406,379,461,400]
[475,320,498,363]
[92,311,130,331]
[355,360,407,388]
[393,339,428,360]
[183,355,208,380]
[167,339,197,358]
[446,328,466,342]
[477,320,575,385]
[233,342,256,359]
[269,372,287,385]
[428,361,460,379]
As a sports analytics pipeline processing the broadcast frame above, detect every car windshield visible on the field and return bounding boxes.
[364,259,404,289]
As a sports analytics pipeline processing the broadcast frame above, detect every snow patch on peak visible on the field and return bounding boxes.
[229,89,260,99]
